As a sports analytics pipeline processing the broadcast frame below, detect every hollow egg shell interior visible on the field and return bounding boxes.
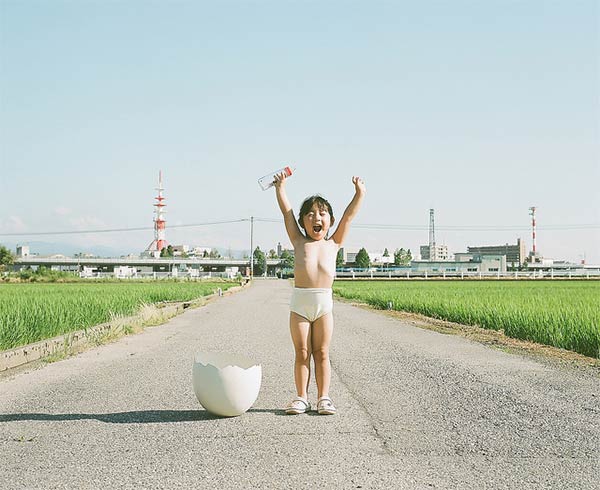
[195,351,259,370]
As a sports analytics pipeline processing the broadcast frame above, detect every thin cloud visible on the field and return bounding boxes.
[54,206,72,216]
[0,216,27,233]
[69,216,107,230]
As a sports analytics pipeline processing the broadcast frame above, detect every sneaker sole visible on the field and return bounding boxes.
[285,405,311,415]
[318,409,336,415]
[285,409,306,415]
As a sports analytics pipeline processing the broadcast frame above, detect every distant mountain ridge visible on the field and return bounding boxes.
[1,241,250,259]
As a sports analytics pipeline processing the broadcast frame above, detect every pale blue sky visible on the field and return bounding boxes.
[1,0,599,262]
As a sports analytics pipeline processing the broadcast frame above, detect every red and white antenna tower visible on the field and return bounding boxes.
[529,206,537,255]
[146,171,167,255]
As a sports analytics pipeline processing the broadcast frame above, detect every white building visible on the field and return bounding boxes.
[16,245,30,257]
[412,253,506,273]
[171,244,190,256]
[340,248,394,265]
[419,244,449,261]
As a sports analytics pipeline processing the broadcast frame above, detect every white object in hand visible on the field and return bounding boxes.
[192,352,262,417]
[258,165,295,190]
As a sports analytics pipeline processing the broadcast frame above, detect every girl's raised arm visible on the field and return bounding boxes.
[274,172,303,244]
[331,176,366,246]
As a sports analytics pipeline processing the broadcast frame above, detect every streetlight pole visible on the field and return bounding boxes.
[250,216,254,278]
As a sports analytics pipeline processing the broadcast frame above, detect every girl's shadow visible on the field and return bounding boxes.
[0,408,286,424]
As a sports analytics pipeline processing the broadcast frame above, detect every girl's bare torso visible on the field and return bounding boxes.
[293,238,339,288]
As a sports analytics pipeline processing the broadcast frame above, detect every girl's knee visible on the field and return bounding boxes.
[294,347,311,363]
[312,347,329,363]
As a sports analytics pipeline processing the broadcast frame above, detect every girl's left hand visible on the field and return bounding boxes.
[352,176,366,194]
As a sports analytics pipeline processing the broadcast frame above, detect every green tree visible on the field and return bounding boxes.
[383,248,390,257]
[253,246,266,276]
[160,245,174,258]
[268,249,277,259]
[336,248,345,268]
[209,249,221,259]
[0,245,14,271]
[394,248,404,265]
[355,247,370,269]
[394,248,412,266]
[280,249,294,269]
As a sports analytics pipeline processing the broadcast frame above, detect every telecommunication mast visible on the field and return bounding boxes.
[145,171,167,256]
[529,206,537,257]
[429,208,436,260]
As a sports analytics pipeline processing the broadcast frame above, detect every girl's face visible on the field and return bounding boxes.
[302,203,334,241]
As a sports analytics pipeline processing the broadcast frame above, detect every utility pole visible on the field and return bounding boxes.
[250,216,254,277]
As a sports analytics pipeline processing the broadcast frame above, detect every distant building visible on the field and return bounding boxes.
[16,245,30,258]
[171,244,189,256]
[190,247,212,257]
[525,259,585,271]
[413,253,506,273]
[467,239,526,267]
[342,248,359,264]
[419,244,449,261]
[339,247,393,266]
[368,251,394,266]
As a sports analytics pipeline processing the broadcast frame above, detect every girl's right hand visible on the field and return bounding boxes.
[273,172,287,188]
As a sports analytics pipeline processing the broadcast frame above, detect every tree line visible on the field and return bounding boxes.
[251,246,412,275]
[338,247,412,269]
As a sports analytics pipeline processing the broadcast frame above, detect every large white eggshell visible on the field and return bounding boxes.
[192,352,262,417]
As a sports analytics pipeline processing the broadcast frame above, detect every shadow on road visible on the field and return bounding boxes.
[0,408,284,423]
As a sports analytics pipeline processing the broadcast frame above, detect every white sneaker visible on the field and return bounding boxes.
[317,396,337,415]
[285,397,311,415]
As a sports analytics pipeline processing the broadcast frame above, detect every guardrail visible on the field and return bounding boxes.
[77,269,599,280]
[334,270,600,280]
[79,271,239,280]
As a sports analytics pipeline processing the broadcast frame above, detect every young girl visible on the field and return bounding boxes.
[273,172,366,415]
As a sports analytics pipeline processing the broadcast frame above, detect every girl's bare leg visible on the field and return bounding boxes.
[311,312,333,399]
[289,312,312,399]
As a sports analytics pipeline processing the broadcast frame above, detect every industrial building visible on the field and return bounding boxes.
[419,208,449,260]
[419,244,449,261]
[412,253,506,274]
[467,239,526,268]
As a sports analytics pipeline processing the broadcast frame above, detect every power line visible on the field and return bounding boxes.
[0,219,249,237]
[254,218,599,231]
[0,218,598,237]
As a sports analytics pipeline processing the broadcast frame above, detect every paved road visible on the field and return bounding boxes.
[1,280,598,489]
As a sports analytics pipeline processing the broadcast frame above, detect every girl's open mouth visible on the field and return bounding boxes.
[313,225,322,233]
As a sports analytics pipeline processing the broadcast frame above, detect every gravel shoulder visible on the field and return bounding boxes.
[337,297,600,378]
[1,279,598,489]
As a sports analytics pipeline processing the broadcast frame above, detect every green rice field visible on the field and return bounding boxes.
[333,280,600,359]
[0,281,238,351]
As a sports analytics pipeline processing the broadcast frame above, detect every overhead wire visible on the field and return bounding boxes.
[0,217,598,237]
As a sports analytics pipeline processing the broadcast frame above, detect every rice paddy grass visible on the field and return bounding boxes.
[333,280,600,358]
[0,281,237,351]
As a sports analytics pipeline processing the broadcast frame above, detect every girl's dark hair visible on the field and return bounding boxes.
[298,195,334,232]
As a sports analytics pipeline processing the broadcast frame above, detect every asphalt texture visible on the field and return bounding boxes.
[0,279,598,489]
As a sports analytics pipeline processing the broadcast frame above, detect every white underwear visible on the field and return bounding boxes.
[290,287,333,322]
